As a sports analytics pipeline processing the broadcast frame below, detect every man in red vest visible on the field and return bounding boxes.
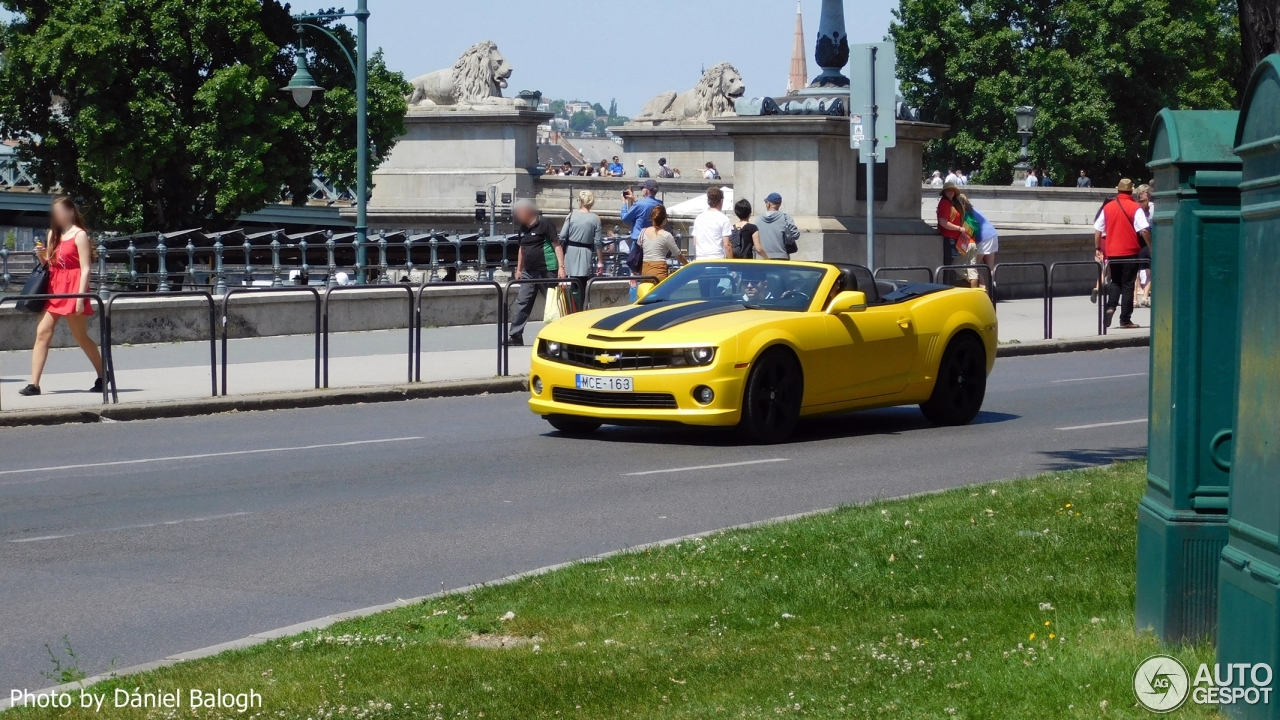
[1093,179,1151,329]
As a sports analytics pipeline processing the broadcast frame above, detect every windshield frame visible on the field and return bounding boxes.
[637,260,835,313]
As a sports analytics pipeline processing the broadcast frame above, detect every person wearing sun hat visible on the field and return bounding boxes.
[1093,178,1150,329]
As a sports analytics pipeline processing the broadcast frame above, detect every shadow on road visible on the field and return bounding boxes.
[550,407,1021,447]
[1037,446,1146,472]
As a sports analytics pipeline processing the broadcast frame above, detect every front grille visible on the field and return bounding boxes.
[552,387,678,409]
[555,343,689,371]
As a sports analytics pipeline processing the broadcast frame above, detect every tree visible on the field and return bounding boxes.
[0,0,409,232]
[890,0,1239,184]
[1239,0,1280,85]
[569,110,594,133]
[591,102,606,117]
[549,99,568,118]
[608,98,618,120]
[593,117,608,136]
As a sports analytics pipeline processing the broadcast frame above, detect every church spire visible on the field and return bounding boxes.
[787,1,808,94]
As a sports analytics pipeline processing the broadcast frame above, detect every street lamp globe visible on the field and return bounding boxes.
[283,49,325,108]
[1015,105,1037,134]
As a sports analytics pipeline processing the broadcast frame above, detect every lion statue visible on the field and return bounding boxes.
[406,41,516,107]
[633,63,746,124]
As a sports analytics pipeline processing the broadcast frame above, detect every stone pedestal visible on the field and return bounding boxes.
[611,124,735,180]
[369,106,552,229]
[711,115,948,268]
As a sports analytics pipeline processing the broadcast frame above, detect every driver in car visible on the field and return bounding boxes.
[741,272,775,303]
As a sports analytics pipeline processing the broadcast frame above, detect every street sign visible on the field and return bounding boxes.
[850,114,866,149]
[848,42,897,162]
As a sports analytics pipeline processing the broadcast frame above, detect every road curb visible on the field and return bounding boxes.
[0,377,529,429]
[0,335,1148,428]
[997,332,1149,357]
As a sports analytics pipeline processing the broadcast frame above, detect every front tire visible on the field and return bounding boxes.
[920,333,987,426]
[739,347,804,443]
[546,416,602,436]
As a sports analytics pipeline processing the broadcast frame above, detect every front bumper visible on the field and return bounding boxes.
[527,355,748,427]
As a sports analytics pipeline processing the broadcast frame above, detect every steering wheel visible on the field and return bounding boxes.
[780,290,811,302]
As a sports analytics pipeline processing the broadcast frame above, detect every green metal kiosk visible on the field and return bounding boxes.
[1218,54,1280,719]
[1136,109,1243,643]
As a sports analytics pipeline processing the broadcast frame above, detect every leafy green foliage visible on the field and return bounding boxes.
[569,110,595,133]
[890,0,1241,184]
[0,0,409,232]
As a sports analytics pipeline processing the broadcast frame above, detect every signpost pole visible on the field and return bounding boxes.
[865,45,878,272]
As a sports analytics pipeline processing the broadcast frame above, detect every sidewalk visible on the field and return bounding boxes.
[0,297,1147,414]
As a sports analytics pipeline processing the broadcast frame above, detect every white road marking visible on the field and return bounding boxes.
[624,458,789,476]
[9,512,253,543]
[1052,373,1148,384]
[0,437,426,479]
[1057,419,1148,431]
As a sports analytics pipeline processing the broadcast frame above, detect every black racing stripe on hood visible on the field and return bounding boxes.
[590,303,665,331]
[626,301,748,332]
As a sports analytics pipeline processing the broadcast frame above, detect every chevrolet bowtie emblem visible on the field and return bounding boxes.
[595,353,620,364]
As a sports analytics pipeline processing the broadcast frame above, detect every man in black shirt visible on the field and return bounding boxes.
[509,199,567,346]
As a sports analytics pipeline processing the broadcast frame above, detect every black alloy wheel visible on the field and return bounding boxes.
[920,333,987,426]
[740,347,804,443]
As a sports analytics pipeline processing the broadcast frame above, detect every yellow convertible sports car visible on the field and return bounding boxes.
[527,260,997,443]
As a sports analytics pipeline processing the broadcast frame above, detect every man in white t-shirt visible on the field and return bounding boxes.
[691,187,734,259]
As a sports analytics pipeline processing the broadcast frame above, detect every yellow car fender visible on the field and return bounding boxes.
[933,309,998,377]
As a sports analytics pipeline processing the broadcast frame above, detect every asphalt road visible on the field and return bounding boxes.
[0,347,1151,690]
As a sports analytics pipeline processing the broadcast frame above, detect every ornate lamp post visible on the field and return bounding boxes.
[284,0,370,284]
[810,0,850,88]
[1013,105,1037,186]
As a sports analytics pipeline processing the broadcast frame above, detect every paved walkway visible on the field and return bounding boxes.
[0,297,1147,414]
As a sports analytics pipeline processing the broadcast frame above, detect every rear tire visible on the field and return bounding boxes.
[739,347,804,443]
[547,416,602,436]
[920,333,987,426]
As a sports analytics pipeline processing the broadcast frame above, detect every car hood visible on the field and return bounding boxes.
[543,301,788,345]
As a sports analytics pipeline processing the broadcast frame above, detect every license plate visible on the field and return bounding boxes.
[576,374,634,392]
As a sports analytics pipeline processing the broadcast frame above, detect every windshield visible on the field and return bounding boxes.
[638,262,829,312]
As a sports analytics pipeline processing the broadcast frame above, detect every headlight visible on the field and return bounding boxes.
[668,348,716,367]
[693,385,715,405]
[531,376,543,394]
[540,340,562,359]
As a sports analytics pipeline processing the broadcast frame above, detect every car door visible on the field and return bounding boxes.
[822,303,919,400]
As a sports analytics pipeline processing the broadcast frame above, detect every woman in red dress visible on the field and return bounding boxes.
[19,197,105,396]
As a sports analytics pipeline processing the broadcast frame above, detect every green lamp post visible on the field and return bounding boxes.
[284,0,370,284]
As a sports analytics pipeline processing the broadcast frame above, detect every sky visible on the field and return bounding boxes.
[308,0,901,116]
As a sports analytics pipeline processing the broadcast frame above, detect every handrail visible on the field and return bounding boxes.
[415,281,504,381]
[582,274,662,310]
[321,284,417,388]
[992,262,1049,340]
[934,263,995,302]
[874,266,935,284]
[219,286,321,396]
[104,291,217,404]
[0,293,108,411]
[502,277,587,376]
[1049,261,1105,337]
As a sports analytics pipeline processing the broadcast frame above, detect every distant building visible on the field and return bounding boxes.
[565,101,593,116]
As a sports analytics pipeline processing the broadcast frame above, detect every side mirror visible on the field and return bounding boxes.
[827,290,868,314]
[635,282,657,302]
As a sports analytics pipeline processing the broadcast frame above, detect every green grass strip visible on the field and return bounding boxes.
[10,461,1221,719]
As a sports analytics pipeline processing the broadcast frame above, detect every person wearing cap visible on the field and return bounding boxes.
[754,192,800,260]
[936,182,966,267]
[636,161,650,179]
[1093,179,1149,329]
[508,199,566,346]
[657,157,675,179]
[620,179,664,253]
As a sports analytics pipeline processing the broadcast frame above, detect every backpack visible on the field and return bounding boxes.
[731,225,754,259]
[625,235,644,273]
